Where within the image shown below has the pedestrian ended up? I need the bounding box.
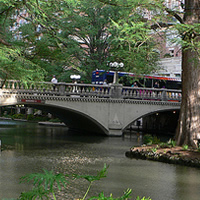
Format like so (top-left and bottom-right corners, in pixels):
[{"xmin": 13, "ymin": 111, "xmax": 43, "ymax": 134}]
[
  {"xmin": 51, "ymin": 75, "xmax": 58, "ymax": 90},
  {"xmin": 154, "ymin": 81, "xmax": 159, "ymax": 88},
  {"xmin": 103, "ymin": 79, "xmax": 108, "ymax": 85},
  {"xmin": 131, "ymin": 82, "xmax": 138, "ymax": 87}
]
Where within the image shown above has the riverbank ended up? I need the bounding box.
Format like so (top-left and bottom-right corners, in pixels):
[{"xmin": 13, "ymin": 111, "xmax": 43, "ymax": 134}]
[{"xmin": 126, "ymin": 144, "xmax": 200, "ymax": 168}]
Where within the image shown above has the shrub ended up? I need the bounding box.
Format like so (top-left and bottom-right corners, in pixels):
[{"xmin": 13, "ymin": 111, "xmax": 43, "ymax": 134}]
[
  {"xmin": 27, "ymin": 114, "xmax": 34, "ymax": 121},
  {"xmin": 167, "ymin": 139, "xmax": 176, "ymax": 147},
  {"xmin": 182, "ymin": 144, "xmax": 189, "ymax": 151},
  {"xmin": 49, "ymin": 118, "xmax": 61, "ymax": 122},
  {"xmin": 152, "ymin": 136, "xmax": 160, "ymax": 144},
  {"xmin": 143, "ymin": 134, "xmax": 153, "ymax": 145},
  {"xmin": 12, "ymin": 113, "xmax": 26, "ymax": 119}
]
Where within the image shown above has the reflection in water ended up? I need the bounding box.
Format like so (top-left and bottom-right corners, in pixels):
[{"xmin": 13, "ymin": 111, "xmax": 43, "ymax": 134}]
[{"xmin": 0, "ymin": 120, "xmax": 200, "ymax": 200}]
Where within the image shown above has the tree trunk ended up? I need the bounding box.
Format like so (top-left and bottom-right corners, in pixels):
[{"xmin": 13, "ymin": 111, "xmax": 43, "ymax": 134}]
[{"xmin": 175, "ymin": 0, "xmax": 200, "ymax": 148}]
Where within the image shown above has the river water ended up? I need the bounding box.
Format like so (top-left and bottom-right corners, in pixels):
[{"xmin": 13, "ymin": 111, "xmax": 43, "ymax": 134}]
[{"xmin": 0, "ymin": 120, "xmax": 200, "ymax": 200}]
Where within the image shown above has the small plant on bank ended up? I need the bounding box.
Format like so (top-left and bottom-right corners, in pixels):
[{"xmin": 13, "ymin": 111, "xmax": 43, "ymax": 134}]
[
  {"xmin": 143, "ymin": 135, "xmax": 161, "ymax": 146},
  {"xmin": 18, "ymin": 164, "xmax": 152, "ymax": 200},
  {"xmin": 152, "ymin": 136, "xmax": 161, "ymax": 144},
  {"xmin": 143, "ymin": 134, "xmax": 153, "ymax": 145},
  {"xmin": 151, "ymin": 147, "xmax": 157, "ymax": 153},
  {"xmin": 182, "ymin": 144, "xmax": 189, "ymax": 151},
  {"xmin": 167, "ymin": 139, "xmax": 176, "ymax": 147},
  {"xmin": 159, "ymin": 142, "xmax": 170, "ymax": 148}
]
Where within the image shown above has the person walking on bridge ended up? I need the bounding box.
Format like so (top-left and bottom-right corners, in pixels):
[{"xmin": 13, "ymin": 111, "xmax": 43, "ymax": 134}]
[{"xmin": 51, "ymin": 75, "xmax": 58, "ymax": 90}]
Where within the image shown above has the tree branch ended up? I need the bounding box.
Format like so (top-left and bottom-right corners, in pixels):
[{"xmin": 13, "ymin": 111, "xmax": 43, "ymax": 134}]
[
  {"xmin": 165, "ymin": 8, "xmax": 184, "ymax": 24},
  {"xmin": 0, "ymin": 38, "xmax": 11, "ymax": 46}
]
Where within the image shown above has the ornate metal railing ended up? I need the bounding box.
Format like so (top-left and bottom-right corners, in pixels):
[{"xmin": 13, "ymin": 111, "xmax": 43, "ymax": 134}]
[{"xmin": 0, "ymin": 79, "xmax": 182, "ymax": 102}]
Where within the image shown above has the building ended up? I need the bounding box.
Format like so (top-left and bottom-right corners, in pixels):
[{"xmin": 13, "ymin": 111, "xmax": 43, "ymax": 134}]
[{"xmin": 157, "ymin": 57, "xmax": 181, "ymax": 77}]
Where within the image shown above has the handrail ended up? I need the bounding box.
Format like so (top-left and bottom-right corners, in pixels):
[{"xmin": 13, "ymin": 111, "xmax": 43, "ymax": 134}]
[{"xmin": 0, "ymin": 79, "xmax": 182, "ymax": 101}]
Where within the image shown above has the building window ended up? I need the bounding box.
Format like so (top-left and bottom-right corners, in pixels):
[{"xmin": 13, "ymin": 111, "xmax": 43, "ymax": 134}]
[{"xmin": 169, "ymin": 49, "xmax": 174, "ymax": 57}]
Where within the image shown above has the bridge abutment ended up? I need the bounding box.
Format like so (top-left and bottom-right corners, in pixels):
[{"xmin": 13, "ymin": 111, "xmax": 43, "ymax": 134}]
[
  {"xmin": 108, "ymin": 128, "xmax": 123, "ymax": 136},
  {"xmin": 108, "ymin": 123, "xmax": 123, "ymax": 136}
]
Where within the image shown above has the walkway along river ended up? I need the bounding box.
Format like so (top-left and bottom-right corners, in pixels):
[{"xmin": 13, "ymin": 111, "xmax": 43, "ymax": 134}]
[{"xmin": 0, "ymin": 120, "xmax": 200, "ymax": 200}]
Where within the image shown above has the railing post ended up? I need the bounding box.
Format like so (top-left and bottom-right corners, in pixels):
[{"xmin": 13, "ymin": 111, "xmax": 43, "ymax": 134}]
[
  {"xmin": 58, "ymin": 83, "xmax": 65, "ymax": 96},
  {"xmin": 110, "ymin": 83, "xmax": 123, "ymax": 99},
  {"xmin": 161, "ymin": 89, "xmax": 167, "ymax": 101}
]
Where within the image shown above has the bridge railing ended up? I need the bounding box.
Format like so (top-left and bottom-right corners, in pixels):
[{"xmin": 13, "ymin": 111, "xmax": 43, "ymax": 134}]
[
  {"xmin": 0, "ymin": 79, "xmax": 181, "ymax": 101},
  {"xmin": 122, "ymin": 87, "xmax": 182, "ymax": 102},
  {"xmin": 0, "ymin": 80, "xmax": 111, "ymax": 98}
]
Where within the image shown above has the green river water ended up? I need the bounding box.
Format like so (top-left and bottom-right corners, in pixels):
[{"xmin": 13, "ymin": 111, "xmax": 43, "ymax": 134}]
[{"xmin": 0, "ymin": 120, "xmax": 200, "ymax": 200}]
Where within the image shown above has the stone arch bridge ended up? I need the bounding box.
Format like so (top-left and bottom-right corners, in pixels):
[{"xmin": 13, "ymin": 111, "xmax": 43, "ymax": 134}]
[{"xmin": 0, "ymin": 80, "xmax": 181, "ymax": 136}]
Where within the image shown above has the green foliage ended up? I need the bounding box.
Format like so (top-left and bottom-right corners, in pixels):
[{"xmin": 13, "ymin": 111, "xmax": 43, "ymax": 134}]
[
  {"xmin": 143, "ymin": 135, "xmax": 160, "ymax": 146},
  {"xmin": 152, "ymin": 136, "xmax": 161, "ymax": 144},
  {"xmin": 26, "ymin": 114, "xmax": 34, "ymax": 121},
  {"xmin": 182, "ymin": 144, "xmax": 189, "ymax": 151},
  {"xmin": 159, "ymin": 139, "xmax": 176, "ymax": 148},
  {"xmin": 18, "ymin": 164, "xmax": 136, "ymax": 200},
  {"xmin": 73, "ymin": 163, "xmax": 108, "ymax": 183},
  {"xmin": 109, "ymin": 17, "xmax": 160, "ymax": 75},
  {"xmin": 73, "ymin": 163, "xmax": 108, "ymax": 200},
  {"xmin": 17, "ymin": 163, "xmax": 154, "ymax": 199},
  {"xmin": 136, "ymin": 197, "xmax": 152, "ymax": 200},
  {"xmin": 19, "ymin": 169, "xmax": 69, "ymax": 200},
  {"xmin": 150, "ymin": 147, "xmax": 157, "ymax": 153},
  {"xmin": 167, "ymin": 139, "xmax": 176, "ymax": 147},
  {"xmin": 19, "ymin": 186, "xmax": 49, "ymax": 200},
  {"xmin": 88, "ymin": 189, "xmax": 132, "ymax": 200},
  {"xmin": 0, "ymin": 0, "xmax": 162, "ymax": 84},
  {"xmin": 49, "ymin": 118, "xmax": 62, "ymax": 123},
  {"xmin": 143, "ymin": 134, "xmax": 153, "ymax": 145},
  {"xmin": 12, "ymin": 113, "xmax": 26, "ymax": 119},
  {"xmin": 159, "ymin": 142, "xmax": 170, "ymax": 148}
]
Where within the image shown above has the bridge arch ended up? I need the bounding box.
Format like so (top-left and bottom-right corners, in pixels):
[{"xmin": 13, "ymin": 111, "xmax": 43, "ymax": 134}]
[
  {"xmin": 8, "ymin": 102, "xmax": 109, "ymax": 135},
  {"xmin": 122, "ymin": 107, "xmax": 180, "ymax": 134}
]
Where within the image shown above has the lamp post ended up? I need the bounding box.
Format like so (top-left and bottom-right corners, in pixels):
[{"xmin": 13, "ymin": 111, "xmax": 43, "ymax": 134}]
[
  {"xmin": 109, "ymin": 62, "xmax": 124, "ymax": 84},
  {"xmin": 70, "ymin": 74, "xmax": 81, "ymax": 93},
  {"xmin": 70, "ymin": 74, "xmax": 81, "ymax": 83},
  {"xmin": 109, "ymin": 62, "xmax": 124, "ymax": 99}
]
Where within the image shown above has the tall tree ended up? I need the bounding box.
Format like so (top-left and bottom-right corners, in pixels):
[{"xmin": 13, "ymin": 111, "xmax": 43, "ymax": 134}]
[
  {"xmin": 0, "ymin": 0, "xmax": 46, "ymax": 85},
  {"xmin": 175, "ymin": 0, "xmax": 200, "ymax": 147},
  {"xmin": 60, "ymin": 0, "xmax": 160, "ymax": 80},
  {"xmin": 0, "ymin": 0, "xmax": 161, "ymax": 83},
  {"xmin": 100, "ymin": 0, "xmax": 200, "ymax": 148}
]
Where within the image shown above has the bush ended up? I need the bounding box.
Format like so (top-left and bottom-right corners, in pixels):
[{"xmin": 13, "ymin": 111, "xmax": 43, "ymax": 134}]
[
  {"xmin": 182, "ymin": 144, "xmax": 189, "ymax": 151},
  {"xmin": 12, "ymin": 113, "xmax": 26, "ymax": 119},
  {"xmin": 167, "ymin": 139, "xmax": 176, "ymax": 147},
  {"xmin": 27, "ymin": 114, "xmax": 34, "ymax": 121},
  {"xmin": 152, "ymin": 136, "xmax": 160, "ymax": 144},
  {"xmin": 49, "ymin": 118, "xmax": 62, "ymax": 122},
  {"xmin": 143, "ymin": 134, "xmax": 153, "ymax": 145}
]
